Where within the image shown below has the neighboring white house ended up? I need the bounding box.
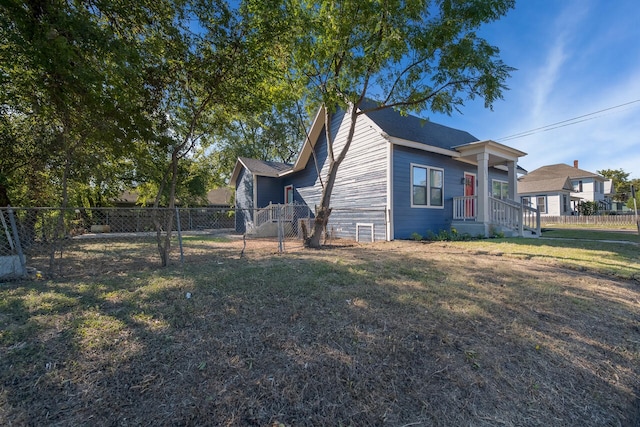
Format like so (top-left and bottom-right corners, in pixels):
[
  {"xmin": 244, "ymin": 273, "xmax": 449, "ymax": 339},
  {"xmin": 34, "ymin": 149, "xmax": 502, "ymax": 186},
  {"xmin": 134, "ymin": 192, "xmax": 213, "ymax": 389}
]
[
  {"xmin": 518, "ymin": 161, "xmax": 610, "ymax": 215},
  {"xmin": 518, "ymin": 175, "xmax": 573, "ymax": 216}
]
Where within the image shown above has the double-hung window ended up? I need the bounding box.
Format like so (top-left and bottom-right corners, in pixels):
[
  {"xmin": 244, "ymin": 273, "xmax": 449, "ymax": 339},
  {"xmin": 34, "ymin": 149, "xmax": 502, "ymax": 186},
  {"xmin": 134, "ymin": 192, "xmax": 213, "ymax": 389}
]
[
  {"xmin": 492, "ymin": 180, "xmax": 509, "ymax": 200},
  {"xmin": 536, "ymin": 196, "xmax": 547, "ymax": 214},
  {"xmin": 411, "ymin": 164, "xmax": 444, "ymax": 208}
]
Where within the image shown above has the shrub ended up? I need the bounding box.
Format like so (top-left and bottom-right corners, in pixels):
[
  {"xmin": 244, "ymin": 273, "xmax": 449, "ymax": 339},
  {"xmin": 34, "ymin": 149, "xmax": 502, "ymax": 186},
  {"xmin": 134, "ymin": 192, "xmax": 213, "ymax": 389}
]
[{"xmin": 410, "ymin": 232, "xmax": 423, "ymax": 241}]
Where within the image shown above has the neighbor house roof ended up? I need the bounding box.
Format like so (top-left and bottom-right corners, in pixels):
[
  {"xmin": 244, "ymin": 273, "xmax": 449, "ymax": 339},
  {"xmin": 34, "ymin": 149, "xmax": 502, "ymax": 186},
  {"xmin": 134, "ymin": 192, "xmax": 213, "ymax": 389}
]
[
  {"xmin": 114, "ymin": 188, "xmax": 232, "ymax": 207},
  {"xmin": 527, "ymin": 163, "xmax": 604, "ymax": 180},
  {"xmin": 206, "ymin": 188, "xmax": 233, "ymax": 206},
  {"xmin": 518, "ymin": 176, "xmax": 573, "ymax": 194}
]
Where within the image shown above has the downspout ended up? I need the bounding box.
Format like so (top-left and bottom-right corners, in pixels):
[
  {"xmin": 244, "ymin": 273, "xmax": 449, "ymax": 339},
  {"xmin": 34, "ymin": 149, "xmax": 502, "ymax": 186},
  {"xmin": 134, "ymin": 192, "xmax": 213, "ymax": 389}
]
[{"xmin": 386, "ymin": 138, "xmax": 394, "ymax": 241}]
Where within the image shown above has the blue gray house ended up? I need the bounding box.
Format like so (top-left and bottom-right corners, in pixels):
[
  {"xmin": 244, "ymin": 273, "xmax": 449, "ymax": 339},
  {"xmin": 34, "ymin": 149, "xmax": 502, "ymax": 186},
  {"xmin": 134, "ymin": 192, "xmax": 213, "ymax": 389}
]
[{"xmin": 230, "ymin": 103, "xmax": 540, "ymax": 241}]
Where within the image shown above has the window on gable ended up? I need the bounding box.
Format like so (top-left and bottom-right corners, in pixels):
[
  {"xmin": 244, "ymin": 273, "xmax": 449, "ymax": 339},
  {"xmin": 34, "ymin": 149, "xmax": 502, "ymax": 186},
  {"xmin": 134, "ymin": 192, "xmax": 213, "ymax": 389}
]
[{"xmin": 411, "ymin": 164, "xmax": 444, "ymax": 208}]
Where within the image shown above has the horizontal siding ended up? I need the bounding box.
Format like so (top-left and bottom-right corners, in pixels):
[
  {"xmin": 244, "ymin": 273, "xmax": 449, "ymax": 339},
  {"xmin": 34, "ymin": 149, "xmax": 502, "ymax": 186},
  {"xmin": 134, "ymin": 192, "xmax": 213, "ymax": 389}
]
[
  {"xmin": 286, "ymin": 109, "xmax": 388, "ymax": 241},
  {"xmin": 256, "ymin": 176, "xmax": 283, "ymax": 207},
  {"xmin": 326, "ymin": 209, "xmax": 387, "ymax": 241},
  {"xmin": 392, "ymin": 145, "xmax": 509, "ymax": 239}
]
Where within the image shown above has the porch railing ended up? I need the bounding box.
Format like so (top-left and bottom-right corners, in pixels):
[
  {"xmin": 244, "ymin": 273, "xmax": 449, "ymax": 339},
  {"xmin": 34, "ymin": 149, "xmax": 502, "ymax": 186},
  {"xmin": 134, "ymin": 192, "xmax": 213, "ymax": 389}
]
[
  {"xmin": 453, "ymin": 196, "xmax": 540, "ymax": 236},
  {"xmin": 489, "ymin": 196, "xmax": 540, "ymax": 236},
  {"xmin": 255, "ymin": 203, "xmax": 295, "ymax": 228},
  {"xmin": 453, "ymin": 195, "xmax": 477, "ymax": 221},
  {"xmin": 255, "ymin": 203, "xmax": 278, "ymax": 227},
  {"xmin": 522, "ymin": 202, "xmax": 541, "ymax": 236}
]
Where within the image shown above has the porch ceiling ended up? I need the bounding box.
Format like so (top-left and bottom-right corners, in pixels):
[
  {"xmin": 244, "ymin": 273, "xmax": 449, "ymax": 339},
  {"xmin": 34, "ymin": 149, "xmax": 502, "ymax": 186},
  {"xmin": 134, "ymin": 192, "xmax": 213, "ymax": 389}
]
[{"xmin": 452, "ymin": 140, "xmax": 527, "ymax": 166}]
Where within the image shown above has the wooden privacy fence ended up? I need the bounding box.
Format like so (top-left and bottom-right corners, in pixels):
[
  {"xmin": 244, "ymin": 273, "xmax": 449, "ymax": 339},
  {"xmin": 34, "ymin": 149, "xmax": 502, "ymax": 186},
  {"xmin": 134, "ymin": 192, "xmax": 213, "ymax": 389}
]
[{"xmin": 542, "ymin": 215, "xmax": 637, "ymax": 226}]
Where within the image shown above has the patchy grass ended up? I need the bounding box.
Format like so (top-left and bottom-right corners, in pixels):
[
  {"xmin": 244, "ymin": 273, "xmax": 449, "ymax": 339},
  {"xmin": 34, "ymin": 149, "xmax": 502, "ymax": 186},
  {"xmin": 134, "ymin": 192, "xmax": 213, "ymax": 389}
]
[
  {"xmin": 1, "ymin": 239, "xmax": 639, "ymax": 426},
  {"xmin": 451, "ymin": 237, "xmax": 639, "ymax": 281}
]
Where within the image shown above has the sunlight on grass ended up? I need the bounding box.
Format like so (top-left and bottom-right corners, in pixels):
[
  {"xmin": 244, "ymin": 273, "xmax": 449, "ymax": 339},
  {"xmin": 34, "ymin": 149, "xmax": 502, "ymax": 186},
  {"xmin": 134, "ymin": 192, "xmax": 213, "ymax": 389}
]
[
  {"xmin": 23, "ymin": 290, "xmax": 80, "ymax": 314},
  {"xmin": 542, "ymin": 228, "xmax": 640, "ymax": 243},
  {"xmin": 131, "ymin": 312, "xmax": 170, "ymax": 331},
  {"xmin": 449, "ymin": 239, "xmax": 639, "ymax": 280},
  {"xmin": 74, "ymin": 310, "xmax": 129, "ymax": 351}
]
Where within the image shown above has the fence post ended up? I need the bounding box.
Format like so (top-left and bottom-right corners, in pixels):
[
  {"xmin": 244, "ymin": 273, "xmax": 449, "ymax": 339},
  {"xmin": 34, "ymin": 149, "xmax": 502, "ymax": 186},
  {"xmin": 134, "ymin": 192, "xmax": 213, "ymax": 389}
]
[
  {"xmin": 175, "ymin": 208, "xmax": 184, "ymax": 265},
  {"xmin": 1, "ymin": 209, "xmax": 15, "ymax": 251},
  {"xmin": 7, "ymin": 206, "xmax": 27, "ymax": 277},
  {"xmin": 277, "ymin": 206, "xmax": 284, "ymax": 253}
]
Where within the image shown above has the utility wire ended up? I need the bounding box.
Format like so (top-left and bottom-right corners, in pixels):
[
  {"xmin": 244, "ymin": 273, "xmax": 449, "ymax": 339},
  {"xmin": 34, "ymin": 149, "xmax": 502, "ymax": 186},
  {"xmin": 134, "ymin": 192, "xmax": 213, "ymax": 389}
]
[{"xmin": 495, "ymin": 99, "xmax": 640, "ymax": 142}]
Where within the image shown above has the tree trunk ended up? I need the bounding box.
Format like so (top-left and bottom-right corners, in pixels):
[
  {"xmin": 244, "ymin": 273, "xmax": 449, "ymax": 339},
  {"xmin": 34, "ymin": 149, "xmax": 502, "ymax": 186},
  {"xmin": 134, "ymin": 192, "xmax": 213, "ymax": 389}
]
[
  {"xmin": 154, "ymin": 149, "xmax": 180, "ymax": 267},
  {"xmin": 0, "ymin": 181, "xmax": 11, "ymax": 207},
  {"xmin": 305, "ymin": 103, "xmax": 359, "ymax": 248}
]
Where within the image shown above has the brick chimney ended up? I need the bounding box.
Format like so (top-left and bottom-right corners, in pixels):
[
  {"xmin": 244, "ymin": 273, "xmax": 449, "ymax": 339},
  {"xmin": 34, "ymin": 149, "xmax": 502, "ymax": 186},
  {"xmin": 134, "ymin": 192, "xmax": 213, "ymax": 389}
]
[{"xmin": 573, "ymin": 160, "xmax": 579, "ymax": 169}]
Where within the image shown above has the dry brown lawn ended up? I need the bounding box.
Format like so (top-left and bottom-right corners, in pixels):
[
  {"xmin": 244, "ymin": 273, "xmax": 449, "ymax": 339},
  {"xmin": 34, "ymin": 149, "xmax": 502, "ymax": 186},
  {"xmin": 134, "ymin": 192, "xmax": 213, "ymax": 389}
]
[{"xmin": 1, "ymin": 238, "xmax": 639, "ymax": 426}]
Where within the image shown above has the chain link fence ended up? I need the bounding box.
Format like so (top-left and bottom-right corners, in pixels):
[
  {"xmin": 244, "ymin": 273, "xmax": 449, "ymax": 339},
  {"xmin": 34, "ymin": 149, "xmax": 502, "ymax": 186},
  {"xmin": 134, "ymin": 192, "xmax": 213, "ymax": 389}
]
[
  {"xmin": 0, "ymin": 205, "xmax": 387, "ymax": 280},
  {"xmin": 0, "ymin": 207, "xmax": 237, "ymax": 279}
]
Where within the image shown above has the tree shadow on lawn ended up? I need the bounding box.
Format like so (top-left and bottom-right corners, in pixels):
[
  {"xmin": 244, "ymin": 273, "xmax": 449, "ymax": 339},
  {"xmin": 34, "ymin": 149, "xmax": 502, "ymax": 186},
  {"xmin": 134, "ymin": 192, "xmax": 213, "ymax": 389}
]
[{"xmin": 1, "ymin": 244, "xmax": 639, "ymax": 426}]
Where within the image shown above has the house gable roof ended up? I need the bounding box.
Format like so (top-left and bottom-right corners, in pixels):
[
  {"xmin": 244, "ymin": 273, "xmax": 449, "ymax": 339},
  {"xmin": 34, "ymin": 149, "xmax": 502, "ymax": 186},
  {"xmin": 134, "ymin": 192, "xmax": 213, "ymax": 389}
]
[
  {"xmin": 527, "ymin": 163, "xmax": 604, "ymax": 180},
  {"xmin": 518, "ymin": 176, "xmax": 573, "ymax": 194},
  {"xmin": 229, "ymin": 157, "xmax": 292, "ymax": 186},
  {"xmin": 517, "ymin": 163, "xmax": 606, "ymax": 195},
  {"xmin": 362, "ymin": 101, "xmax": 479, "ymax": 150},
  {"xmin": 230, "ymin": 101, "xmax": 527, "ymax": 185}
]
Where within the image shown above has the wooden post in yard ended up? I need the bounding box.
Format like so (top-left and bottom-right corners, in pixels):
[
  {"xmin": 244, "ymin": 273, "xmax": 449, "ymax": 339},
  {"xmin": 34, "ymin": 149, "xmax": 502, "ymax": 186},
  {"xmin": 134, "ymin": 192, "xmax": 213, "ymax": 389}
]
[{"xmin": 632, "ymin": 185, "xmax": 638, "ymax": 235}]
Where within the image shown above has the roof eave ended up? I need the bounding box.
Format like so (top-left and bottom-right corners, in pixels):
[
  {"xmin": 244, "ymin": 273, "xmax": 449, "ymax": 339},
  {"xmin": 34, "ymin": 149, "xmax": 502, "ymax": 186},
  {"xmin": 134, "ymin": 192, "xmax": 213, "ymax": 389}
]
[
  {"xmin": 387, "ymin": 135, "xmax": 461, "ymax": 157},
  {"xmin": 452, "ymin": 139, "xmax": 527, "ymax": 159}
]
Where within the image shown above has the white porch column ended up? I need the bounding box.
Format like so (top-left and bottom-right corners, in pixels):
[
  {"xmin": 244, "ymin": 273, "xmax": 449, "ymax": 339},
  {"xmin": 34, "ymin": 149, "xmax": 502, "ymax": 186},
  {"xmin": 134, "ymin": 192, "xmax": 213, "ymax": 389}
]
[
  {"xmin": 507, "ymin": 160, "xmax": 517, "ymax": 200},
  {"xmin": 476, "ymin": 152, "xmax": 489, "ymax": 230}
]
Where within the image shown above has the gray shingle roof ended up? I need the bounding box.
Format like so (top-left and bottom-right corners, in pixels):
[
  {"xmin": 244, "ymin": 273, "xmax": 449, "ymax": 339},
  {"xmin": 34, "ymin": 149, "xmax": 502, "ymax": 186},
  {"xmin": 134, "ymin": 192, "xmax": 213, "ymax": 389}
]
[
  {"xmin": 524, "ymin": 163, "xmax": 602, "ymax": 180},
  {"xmin": 518, "ymin": 176, "xmax": 573, "ymax": 194},
  {"xmin": 238, "ymin": 157, "xmax": 292, "ymax": 176},
  {"xmin": 361, "ymin": 100, "xmax": 479, "ymax": 149}
]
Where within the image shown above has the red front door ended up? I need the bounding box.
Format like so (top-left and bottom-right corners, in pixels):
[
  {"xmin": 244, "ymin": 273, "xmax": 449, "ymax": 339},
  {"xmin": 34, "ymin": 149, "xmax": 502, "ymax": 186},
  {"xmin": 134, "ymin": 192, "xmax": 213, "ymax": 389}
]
[{"xmin": 464, "ymin": 173, "xmax": 475, "ymax": 217}]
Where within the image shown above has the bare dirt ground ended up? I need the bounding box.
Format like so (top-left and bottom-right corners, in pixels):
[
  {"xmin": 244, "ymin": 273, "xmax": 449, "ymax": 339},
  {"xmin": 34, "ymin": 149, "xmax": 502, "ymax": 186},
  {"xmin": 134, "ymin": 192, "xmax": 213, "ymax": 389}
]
[{"xmin": 1, "ymin": 238, "xmax": 639, "ymax": 426}]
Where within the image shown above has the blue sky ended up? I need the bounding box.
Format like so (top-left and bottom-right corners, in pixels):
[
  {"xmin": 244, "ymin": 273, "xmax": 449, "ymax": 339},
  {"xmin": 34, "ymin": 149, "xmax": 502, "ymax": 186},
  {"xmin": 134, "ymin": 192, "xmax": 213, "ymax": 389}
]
[{"xmin": 428, "ymin": 0, "xmax": 640, "ymax": 179}]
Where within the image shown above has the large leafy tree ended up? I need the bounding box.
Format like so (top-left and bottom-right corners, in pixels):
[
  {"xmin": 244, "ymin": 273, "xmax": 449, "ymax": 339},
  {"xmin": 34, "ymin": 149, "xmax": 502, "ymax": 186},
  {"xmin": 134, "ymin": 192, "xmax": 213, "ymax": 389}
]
[
  {"xmin": 0, "ymin": 0, "xmax": 173, "ymax": 208},
  {"xmin": 143, "ymin": 0, "xmax": 295, "ymax": 266},
  {"xmin": 249, "ymin": 0, "xmax": 515, "ymax": 247},
  {"xmin": 597, "ymin": 168, "xmax": 631, "ymax": 202},
  {"xmin": 208, "ymin": 105, "xmax": 308, "ymax": 187}
]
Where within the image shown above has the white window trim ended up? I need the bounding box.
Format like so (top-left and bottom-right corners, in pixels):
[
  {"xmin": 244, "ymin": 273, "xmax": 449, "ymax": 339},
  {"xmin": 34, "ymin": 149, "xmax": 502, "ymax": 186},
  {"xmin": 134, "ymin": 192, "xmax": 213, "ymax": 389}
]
[
  {"xmin": 410, "ymin": 163, "xmax": 445, "ymax": 209},
  {"xmin": 492, "ymin": 179, "xmax": 509, "ymax": 200},
  {"xmin": 536, "ymin": 195, "xmax": 547, "ymax": 214}
]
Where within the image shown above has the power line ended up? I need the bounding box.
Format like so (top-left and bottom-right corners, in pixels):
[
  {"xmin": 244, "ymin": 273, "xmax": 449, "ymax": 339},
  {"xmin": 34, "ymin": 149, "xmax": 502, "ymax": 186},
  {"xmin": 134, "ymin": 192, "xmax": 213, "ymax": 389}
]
[{"xmin": 495, "ymin": 99, "xmax": 640, "ymax": 142}]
